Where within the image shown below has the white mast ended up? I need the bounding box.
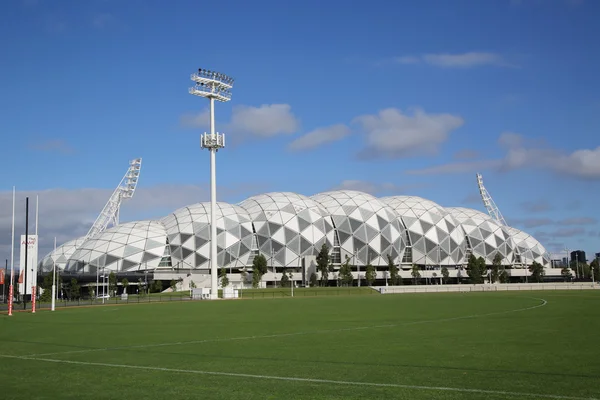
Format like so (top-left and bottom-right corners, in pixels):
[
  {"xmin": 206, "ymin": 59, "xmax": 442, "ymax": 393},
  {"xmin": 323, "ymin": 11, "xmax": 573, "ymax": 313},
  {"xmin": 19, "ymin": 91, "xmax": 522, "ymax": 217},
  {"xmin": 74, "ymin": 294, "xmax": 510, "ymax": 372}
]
[
  {"xmin": 85, "ymin": 158, "xmax": 142, "ymax": 240},
  {"xmin": 476, "ymin": 173, "xmax": 508, "ymax": 226}
]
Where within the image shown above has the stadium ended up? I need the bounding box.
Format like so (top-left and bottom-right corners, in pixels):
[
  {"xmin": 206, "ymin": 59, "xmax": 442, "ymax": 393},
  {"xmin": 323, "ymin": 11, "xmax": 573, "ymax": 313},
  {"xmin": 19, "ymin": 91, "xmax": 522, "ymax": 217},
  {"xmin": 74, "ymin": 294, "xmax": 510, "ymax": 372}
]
[{"xmin": 39, "ymin": 188, "xmax": 553, "ymax": 288}]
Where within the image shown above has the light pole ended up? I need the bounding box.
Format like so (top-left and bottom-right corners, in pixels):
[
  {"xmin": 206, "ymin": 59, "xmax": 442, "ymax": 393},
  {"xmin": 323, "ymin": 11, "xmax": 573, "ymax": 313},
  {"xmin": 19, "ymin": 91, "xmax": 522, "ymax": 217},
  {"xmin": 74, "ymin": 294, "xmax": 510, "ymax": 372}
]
[
  {"xmin": 51, "ymin": 237, "xmax": 56, "ymax": 311},
  {"xmin": 355, "ymin": 250, "xmax": 360, "ymax": 287},
  {"xmin": 272, "ymin": 249, "xmax": 276, "ymax": 288},
  {"xmin": 190, "ymin": 68, "xmax": 234, "ymax": 300},
  {"xmin": 95, "ymin": 264, "xmax": 99, "ymax": 304}
]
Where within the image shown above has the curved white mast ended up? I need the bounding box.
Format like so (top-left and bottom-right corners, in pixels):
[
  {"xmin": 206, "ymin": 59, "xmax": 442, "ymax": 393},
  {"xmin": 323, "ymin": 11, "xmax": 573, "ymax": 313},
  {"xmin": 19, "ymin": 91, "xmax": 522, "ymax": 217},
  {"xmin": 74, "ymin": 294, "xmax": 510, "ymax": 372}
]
[
  {"xmin": 476, "ymin": 173, "xmax": 524, "ymax": 265},
  {"xmin": 85, "ymin": 158, "xmax": 142, "ymax": 239},
  {"xmin": 476, "ymin": 173, "xmax": 508, "ymax": 226}
]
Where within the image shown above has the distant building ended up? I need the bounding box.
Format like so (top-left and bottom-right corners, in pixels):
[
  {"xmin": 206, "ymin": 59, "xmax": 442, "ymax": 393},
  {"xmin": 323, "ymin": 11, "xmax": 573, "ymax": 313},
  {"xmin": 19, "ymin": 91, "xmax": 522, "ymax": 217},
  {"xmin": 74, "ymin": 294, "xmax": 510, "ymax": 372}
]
[
  {"xmin": 571, "ymin": 250, "xmax": 586, "ymax": 264},
  {"xmin": 595, "ymin": 252, "xmax": 600, "ymax": 260}
]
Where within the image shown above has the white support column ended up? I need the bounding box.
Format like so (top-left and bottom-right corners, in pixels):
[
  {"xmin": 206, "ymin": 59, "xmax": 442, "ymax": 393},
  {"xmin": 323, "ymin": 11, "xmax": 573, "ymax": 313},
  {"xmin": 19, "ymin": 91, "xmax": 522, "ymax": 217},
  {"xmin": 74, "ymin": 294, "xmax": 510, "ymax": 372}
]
[
  {"xmin": 51, "ymin": 237, "xmax": 56, "ymax": 311},
  {"xmin": 209, "ymin": 97, "xmax": 218, "ymax": 300}
]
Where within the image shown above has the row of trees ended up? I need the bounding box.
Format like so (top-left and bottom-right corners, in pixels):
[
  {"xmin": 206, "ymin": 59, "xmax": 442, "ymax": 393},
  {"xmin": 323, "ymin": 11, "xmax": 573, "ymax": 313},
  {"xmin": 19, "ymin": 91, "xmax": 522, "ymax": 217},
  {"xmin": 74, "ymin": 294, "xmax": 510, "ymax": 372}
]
[{"xmin": 31, "ymin": 251, "xmax": 600, "ymax": 297}]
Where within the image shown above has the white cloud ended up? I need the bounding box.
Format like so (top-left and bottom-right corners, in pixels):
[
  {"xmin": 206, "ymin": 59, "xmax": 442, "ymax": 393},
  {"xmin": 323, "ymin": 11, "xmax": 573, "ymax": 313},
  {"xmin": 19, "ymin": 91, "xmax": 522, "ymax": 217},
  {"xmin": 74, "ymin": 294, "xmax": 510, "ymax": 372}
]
[
  {"xmin": 288, "ymin": 124, "xmax": 351, "ymax": 151},
  {"xmin": 407, "ymin": 132, "xmax": 600, "ymax": 180},
  {"xmin": 180, "ymin": 104, "xmax": 300, "ymax": 139},
  {"xmin": 559, "ymin": 217, "xmax": 597, "ymax": 226},
  {"xmin": 520, "ymin": 200, "xmax": 552, "ymax": 213},
  {"xmin": 29, "ymin": 139, "xmax": 75, "ymax": 154},
  {"xmin": 180, "ymin": 109, "xmax": 210, "ymax": 128},
  {"xmin": 353, "ymin": 108, "xmax": 464, "ymax": 159},
  {"xmin": 394, "ymin": 52, "xmax": 514, "ymax": 68},
  {"xmin": 0, "ymin": 183, "xmax": 264, "ymax": 266},
  {"xmin": 453, "ymin": 149, "xmax": 480, "ymax": 160},
  {"xmin": 511, "ymin": 218, "xmax": 555, "ymax": 228},
  {"xmin": 331, "ymin": 180, "xmax": 419, "ymax": 196},
  {"xmin": 229, "ymin": 104, "xmax": 299, "ymax": 137},
  {"xmin": 406, "ymin": 160, "xmax": 501, "ymax": 175},
  {"xmin": 394, "ymin": 56, "xmax": 421, "ymax": 65}
]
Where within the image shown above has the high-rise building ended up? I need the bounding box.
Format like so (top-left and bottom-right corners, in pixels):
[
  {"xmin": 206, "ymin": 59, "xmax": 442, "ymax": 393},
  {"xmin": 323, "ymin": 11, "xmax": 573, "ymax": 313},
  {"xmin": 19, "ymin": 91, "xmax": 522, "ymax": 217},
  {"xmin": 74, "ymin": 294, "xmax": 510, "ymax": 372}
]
[
  {"xmin": 571, "ymin": 250, "xmax": 586, "ymax": 264},
  {"xmin": 595, "ymin": 252, "xmax": 600, "ymax": 260}
]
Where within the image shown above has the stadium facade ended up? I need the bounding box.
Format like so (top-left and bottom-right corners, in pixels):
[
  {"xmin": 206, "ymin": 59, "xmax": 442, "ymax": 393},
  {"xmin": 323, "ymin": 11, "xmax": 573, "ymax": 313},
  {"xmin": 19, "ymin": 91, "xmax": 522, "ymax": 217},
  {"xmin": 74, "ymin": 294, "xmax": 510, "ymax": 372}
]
[{"xmin": 39, "ymin": 191, "xmax": 552, "ymax": 286}]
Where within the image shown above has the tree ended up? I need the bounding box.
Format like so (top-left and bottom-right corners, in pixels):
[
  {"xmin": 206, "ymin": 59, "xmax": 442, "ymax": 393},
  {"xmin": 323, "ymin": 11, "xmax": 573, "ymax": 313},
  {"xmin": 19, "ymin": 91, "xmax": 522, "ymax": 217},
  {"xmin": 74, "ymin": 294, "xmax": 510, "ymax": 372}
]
[
  {"xmin": 529, "ymin": 261, "xmax": 544, "ymax": 283},
  {"xmin": 220, "ymin": 266, "xmax": 229, "ymax": 288},
  {"xmin": 591, "ymin": 259, "xmax": 599, "ymax": 281},
  {"xmin": 316, "ymin": 243, "xmax": 330, "ymax": 286},
  {"xmin": 441, "ymin": 266, "xmax": 449, "ymax": 284},
  {"xmin": 170, "ymin": 279, "xmax": 177, "ymax": 292},
  {"xmin": 108, "ymin": 271, "xmax": 117, "ymax": 296},
  {"xmin": 122, "ymin": 278, "xmax": 129, "ymax": 294},
  {"xmin": 467, "ymin": 254, "xmax": 484, "ymax": 284},
  {"xmin": 137, "ymin": 278, "xmax": 146, "ymax": 296},
  {"xmin": 252, "ymin": 254, "xmax": 268, "ymax": 286},
  {"xmin": 69, "ymin": 278, "xmax": 80, "ymax": 300},
  {"xmin": 39, "ymin": 273, "xmax": 54, "ymax": 302},
  {"xmin": 411, "ymin": 264, "xmax": 421, "ymax": 285},
  {"xmin": 254, "ymin": 254, "xmax": 268, "ymax": 275},
  {"xmin": 309, "ymin": 272, "xmax": 318, "ymax": 287},
  {"xmin": 339, "ymin": 255, "xmax": 353, "ymax": 286},
  {"xmin": 581, "ymin": 263, "xmax": 591, "ymax": 280},
  {"xmin": 499, "ymin": 268, "xmax": 510, "ymax": 283},
  {"xmin": 280, "ymin": 271, "xmax": 290, "ymax": 287},
  {"xmin": 365, "ymin": 264, "xmax": 376, "ymax": 286},
  {"xmin": 240, "ymin": 267, "xmax": 248, "ymax": 287},
  {"xmin": 387, "ymin": 254, "xmax": 400, "ymax": 285},
  {"xmin": 151, "ymin": 280, "xmax": 163, "ymax": 293},
  {"xmin": 561, "ymin": 267, "xmax": 573, "ymax": 282},
  {"xmin": 252, "ymin": 269, "xmax": 261, "ymax": 288},
  {"xmin": 491, "ymin": 253, "xmax": 503, "ymax": 283}
]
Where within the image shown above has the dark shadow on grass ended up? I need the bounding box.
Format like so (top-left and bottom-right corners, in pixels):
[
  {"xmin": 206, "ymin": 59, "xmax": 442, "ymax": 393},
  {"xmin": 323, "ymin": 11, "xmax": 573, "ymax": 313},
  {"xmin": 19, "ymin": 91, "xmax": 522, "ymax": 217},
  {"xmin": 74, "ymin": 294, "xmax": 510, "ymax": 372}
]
[
  {"xmin": 1, "ymin": 339, "xmax": 102, "ymax": 351},
  {"xmin": 128, "ymin": 348, "xmax": 598, "ymax": 380}
]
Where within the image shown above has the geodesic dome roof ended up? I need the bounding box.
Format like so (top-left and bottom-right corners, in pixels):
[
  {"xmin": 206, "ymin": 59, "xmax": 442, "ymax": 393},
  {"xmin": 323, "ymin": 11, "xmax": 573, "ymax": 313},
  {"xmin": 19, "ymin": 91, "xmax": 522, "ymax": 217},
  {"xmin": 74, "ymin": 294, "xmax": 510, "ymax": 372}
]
[
  {"xmin": 161, "ymin": 202, "xmax": 254, "ymax": 270},
  {"xmin": 310, "ymin": 190, "xmax": 406, "ymax": 265},
  {"xmin": 238, "ymin": 192, "xmax": 335, "ymax": 267},
  {"xmin": 65, "ymin": 220, "xmax": 167, "ymax": 273},
  {"xmin": 381, "ymin": 196, "xmax": 466, "ymax": 266},
  {"xmin": 446, "ymin": 207, "xmax": 515, "ymax": 265},
  {"xmin": 507, "ymin": 227, "xmax": 551, "ymax": 267},
  {"xmin": 39, "ymin": 237, "xmax": 87, "ymax": 273}
]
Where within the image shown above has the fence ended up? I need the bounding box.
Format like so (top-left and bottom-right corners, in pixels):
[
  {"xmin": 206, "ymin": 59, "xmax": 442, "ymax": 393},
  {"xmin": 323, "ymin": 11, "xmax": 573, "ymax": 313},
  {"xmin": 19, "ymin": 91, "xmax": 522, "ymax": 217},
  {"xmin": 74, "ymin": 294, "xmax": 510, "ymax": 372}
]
[
  {"xmin": 375, "ymin": 282, "xmax": 598, "ymax": 295},
  {"xmin": 0, "ymin": 294, "xmax": 192, "ymax": 312}
]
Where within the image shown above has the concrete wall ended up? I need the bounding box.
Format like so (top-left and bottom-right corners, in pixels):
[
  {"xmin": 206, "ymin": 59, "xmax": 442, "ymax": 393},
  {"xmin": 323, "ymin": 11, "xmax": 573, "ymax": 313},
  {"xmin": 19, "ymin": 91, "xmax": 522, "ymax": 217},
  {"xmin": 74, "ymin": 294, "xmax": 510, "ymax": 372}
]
[{"xmin": 374, "ymin": 282, "xmax": 597, "ymax": 294}]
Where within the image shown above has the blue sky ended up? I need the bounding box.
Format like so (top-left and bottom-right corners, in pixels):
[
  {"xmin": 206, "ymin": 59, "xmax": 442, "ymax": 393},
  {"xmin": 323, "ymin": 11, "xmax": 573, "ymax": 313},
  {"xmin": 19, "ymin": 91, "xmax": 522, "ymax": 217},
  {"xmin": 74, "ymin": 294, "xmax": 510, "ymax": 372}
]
[{"xmin": 0, "ymin": 0, "xmax": 599, "ymax": 262}]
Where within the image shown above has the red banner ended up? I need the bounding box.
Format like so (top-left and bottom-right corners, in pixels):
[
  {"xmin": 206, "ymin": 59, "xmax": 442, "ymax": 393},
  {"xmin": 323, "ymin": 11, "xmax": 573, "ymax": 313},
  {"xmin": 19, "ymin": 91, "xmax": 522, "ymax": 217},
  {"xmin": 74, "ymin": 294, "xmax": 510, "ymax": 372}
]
[
  {"xmin": 31, "ymin": 286, "xmax": 36, "ymax": 314},
  {"xmin": 8, "ymin": 285, "xmax": 14, "ymax": 316},
  {"xmin": 0, "ymin": 269, "xmax": 4, "ymax": 285}
]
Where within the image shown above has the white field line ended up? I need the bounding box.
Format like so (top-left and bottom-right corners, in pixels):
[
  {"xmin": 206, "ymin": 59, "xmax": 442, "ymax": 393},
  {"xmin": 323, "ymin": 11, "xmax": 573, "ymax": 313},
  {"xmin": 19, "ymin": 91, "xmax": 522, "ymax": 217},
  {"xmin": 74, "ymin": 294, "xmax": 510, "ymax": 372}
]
[
  {"xmin": 23, "ymin": 297, "xmax": 548, "ymax": 358},
  {"xmin": 0, "ymin": 353, "xmax": 594, "ymax": 400}
]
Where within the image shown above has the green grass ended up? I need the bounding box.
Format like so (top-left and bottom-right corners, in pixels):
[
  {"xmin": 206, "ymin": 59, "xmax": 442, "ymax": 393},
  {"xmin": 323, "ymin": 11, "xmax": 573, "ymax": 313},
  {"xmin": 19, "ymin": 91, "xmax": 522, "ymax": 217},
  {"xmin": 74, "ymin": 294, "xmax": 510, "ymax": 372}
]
[
  {"xmin": 237, "ymin": 286, "xmax": 376, "ymax": 298},
  {"xmin": 1, "ymin": 290, "xmax": 600, "ymax": 399}
]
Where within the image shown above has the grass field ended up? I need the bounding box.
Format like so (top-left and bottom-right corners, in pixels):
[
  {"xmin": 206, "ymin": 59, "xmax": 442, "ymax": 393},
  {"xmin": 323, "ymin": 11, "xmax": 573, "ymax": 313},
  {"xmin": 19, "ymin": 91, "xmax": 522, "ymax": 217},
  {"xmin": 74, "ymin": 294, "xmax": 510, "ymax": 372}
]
[{"xmin": 1, "ymin": 290, "xmax": 599, "ymax": 399}]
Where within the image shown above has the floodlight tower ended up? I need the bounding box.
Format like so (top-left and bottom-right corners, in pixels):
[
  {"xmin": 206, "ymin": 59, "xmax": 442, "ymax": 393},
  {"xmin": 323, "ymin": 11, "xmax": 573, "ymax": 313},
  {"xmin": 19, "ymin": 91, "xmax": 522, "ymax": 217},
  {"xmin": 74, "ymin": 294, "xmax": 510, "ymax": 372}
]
[
  {"xmin": 189, "ymin": 68, "xmax": 234, "ymax": 300},
  {"xmin": 476, "ymin": 173, "xmax": 524, "ymax": 267},
  {"xmin": 476, "ymin": 173, "xmax": 508, "ymax": 227},
  {"xmin": 85, "ymin": 158, "xmax": 142, "ymax": 240}
]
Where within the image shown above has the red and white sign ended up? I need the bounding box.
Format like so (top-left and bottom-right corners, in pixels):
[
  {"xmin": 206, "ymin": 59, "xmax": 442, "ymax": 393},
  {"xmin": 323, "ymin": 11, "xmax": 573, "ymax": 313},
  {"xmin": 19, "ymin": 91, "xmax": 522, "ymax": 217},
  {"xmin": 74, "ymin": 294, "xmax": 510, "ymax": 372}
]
[
  {"xmin": 19, "ymin": 235, "xmax": 38, "ymax": 296},
  {"xmin": 0, "ymin": 269, "xmax": 4, "ymax": 285}
]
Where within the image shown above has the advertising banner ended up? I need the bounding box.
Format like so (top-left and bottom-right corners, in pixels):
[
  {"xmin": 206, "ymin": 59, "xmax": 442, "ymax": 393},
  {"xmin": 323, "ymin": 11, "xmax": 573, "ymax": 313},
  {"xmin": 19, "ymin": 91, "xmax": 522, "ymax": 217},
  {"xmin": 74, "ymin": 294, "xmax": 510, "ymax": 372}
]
[
  {"xmin": 0, "ymin": 269, "xmax": 4, "ymax": 285},
  {"xmin": 19, "ymin": 235, "xmax": 38, "ymax": 296}
]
